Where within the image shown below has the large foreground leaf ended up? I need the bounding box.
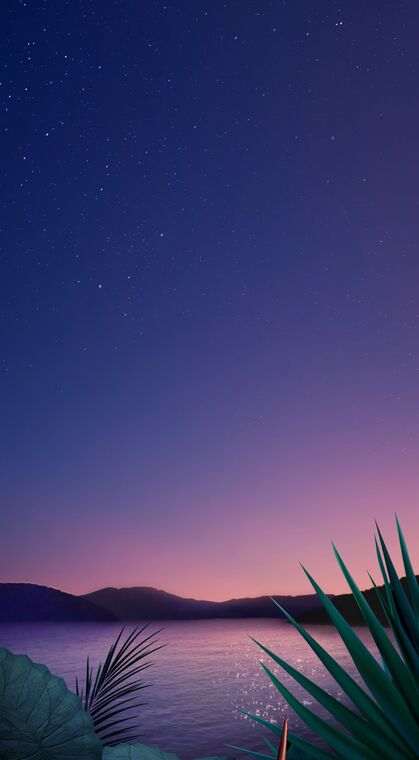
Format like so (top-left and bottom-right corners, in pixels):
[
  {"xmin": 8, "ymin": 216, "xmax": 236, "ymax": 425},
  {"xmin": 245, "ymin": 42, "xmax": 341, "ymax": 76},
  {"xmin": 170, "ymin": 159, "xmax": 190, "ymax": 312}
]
[
  {"xmin": 0, "ymin": 647, "xmax": 102, "ymax": 760},
  {"xmin": 102, "ymin": 745, "xmax": 180, "ymax": 760},
  {"xmin": 103, "ymin": 745, "xmax": 230, "ymax": 760}
]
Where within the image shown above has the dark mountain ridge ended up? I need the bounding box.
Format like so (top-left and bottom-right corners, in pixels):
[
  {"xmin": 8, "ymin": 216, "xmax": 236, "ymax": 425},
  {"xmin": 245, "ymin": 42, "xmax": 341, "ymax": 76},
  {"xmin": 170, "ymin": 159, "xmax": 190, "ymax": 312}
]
[
  {"xmin": 82, "ymin": 585, "xmax": 323, "ymax": 620},
  {"xmin": 0, "ymin": 583, "xmax": 116, "ymax": 622},
  {"xmin": 2, "ymin": 577, "xmax": 413, "ymax": 624}
]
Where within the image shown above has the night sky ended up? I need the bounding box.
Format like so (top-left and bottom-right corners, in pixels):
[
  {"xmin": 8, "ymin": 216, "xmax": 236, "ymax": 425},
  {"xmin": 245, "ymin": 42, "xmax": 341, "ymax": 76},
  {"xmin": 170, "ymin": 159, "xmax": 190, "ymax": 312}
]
[{"xmin": 1, "ymin": 1, "xmax": 419, "ymax": 599}]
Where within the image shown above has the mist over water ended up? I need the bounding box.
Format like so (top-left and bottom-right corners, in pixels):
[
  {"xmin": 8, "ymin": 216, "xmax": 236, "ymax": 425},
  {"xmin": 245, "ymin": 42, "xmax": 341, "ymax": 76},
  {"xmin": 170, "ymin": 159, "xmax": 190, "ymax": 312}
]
[{"xmin": 0, "ymin": 619, "xmax": 375, "ymax": 758}]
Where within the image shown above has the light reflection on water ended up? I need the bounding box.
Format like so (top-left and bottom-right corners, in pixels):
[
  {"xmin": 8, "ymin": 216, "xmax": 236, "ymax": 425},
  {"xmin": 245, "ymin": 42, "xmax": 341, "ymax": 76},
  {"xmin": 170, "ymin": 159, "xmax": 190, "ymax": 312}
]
[{"xmin": 0, "ymin": 619, "xmax": 375, "ymax": 759}]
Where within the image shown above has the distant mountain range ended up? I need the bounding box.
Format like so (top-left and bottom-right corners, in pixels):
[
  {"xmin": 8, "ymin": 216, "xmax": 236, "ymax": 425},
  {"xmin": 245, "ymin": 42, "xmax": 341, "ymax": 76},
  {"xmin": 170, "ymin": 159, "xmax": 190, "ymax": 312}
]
[
  {"xmin": 0, "ymin": 583, "xmax": 321, "ymax": 623},
  {"xmin": 0, "ymin": 583, "xmax": 116, "ymax": 622},
  {"xmin": 83, "ymin": 586, "xmax": 321, "ymax": 620},
  {"xmin": 0, "ymin": 578, "xmax": 413, "ymax": 624}
]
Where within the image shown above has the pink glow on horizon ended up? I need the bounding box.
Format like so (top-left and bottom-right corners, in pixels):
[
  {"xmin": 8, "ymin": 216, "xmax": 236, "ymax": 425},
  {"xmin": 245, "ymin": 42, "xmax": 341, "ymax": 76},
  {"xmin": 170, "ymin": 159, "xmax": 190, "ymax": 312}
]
[{"xmin": 3, "ymin": 462, "xmax": 418, "ymax": 601}]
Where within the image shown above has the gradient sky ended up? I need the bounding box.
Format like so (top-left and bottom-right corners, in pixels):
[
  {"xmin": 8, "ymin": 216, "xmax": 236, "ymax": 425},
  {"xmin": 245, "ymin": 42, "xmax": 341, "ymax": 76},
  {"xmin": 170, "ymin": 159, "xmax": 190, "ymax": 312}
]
[{"xmin": 1, "ymin": 1, "xmax": 418, "ymax": 600}]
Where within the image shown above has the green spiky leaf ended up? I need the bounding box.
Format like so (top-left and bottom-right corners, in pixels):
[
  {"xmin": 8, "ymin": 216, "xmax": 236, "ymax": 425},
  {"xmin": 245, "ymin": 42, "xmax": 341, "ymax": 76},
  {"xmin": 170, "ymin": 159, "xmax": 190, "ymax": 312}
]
[
  {"xmin": 253, "ymin": 637, "xmax": 400, "ymax": 759},
  {"xmin": 332, "ymin": 544, "xmax": 418, "ymax": 709},
  {"xmin": 288, "ymin": 743, "xmax": 319, "ymax": 759},
  {"xmin": 287, "ymin": 732, "xmax": 333, "ymax": 759},
  {"xmin": 243, "ymin": 519, "xmax": 419, "ymax": 760},
  {"xmin": 270, "ymin": 600, "xmax": 412, "ymax": 755},
  {"xmin": 396, "ymin": 517, "xmax": 419, "ymax": 618},
  {"xmin": 259, "ymin": 660, "xmax": 378, "ymax": 760},
  {"xmin": 300, "ymin": 566, "xmax": 419, "ymax": 754}
]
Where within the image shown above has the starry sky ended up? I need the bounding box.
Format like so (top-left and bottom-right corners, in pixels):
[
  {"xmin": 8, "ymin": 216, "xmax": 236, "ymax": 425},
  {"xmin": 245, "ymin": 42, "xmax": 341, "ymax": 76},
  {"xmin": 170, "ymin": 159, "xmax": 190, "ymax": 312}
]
[{"xmin": 1, "ymin": 1, "xmax": 419, "ymax": 600}]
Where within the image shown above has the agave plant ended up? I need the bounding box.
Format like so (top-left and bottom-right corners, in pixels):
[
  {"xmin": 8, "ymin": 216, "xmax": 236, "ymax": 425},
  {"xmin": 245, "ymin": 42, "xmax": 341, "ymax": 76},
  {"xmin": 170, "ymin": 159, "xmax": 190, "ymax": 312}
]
[
  {"xmin": 232, "ymin": 517, "xmax": 419, "ymax": 760},
  {"xmin": 76, "ymin": 625, "xmax": 164, "ymax": 746}
]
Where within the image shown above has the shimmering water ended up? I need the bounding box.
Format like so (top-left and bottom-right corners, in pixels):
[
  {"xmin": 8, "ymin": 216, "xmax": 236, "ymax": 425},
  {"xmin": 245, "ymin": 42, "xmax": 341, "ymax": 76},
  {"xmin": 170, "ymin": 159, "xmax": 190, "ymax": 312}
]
[{"xmin": 0, "ymin": 619, "xmax": 375, "ymax": 758}]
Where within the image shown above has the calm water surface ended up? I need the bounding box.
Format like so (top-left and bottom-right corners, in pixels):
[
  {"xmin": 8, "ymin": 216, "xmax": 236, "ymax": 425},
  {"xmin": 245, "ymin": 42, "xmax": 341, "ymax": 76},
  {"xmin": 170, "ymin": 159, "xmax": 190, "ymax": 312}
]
[{"xmin": 0, "ymin": 620, "xmax": 375, "ymax": 758}]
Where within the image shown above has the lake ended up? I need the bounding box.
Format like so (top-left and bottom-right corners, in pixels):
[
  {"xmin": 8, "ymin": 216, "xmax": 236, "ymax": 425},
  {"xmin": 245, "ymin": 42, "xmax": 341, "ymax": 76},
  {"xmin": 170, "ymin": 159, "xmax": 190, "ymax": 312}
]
[{"xmin": 0, "ymin": 619, "xmax": 375, "ymax": 758}]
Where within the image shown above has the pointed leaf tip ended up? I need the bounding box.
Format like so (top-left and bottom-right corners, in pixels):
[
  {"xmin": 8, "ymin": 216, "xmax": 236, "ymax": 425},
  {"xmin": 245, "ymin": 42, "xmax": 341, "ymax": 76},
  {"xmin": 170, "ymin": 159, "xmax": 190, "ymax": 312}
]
[{"xmin": 277, "ymin": 716, "xmax": 288, "ymax": 760}]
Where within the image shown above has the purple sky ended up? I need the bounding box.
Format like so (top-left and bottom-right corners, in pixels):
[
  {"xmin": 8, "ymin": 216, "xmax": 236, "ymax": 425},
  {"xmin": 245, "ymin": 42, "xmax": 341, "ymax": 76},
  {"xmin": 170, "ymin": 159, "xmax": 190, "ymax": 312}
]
[{"xmin": 1, "ymin": 1, "xmax": 418, "ymax": 599}]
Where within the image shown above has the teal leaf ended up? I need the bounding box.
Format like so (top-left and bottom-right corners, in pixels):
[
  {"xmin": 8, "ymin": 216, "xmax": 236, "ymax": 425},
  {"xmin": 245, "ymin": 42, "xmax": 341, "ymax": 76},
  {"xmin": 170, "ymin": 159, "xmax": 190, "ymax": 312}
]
[
  {"xmin": 288, "ymin": 746, "xmax": 318, "ymax": 760},
  {"xmin": 332, "ymin": 544, "xmax": 418, "ymax": 709},
  {"xmin": 269, "ymin": 600, "xmax": 411, "ymax": 755},
  {"xmin": 225, "ymin": 746, "xmax": 274, "ymax": 760},
  {"xmin": 0, "ymin": 647, "xmax": 102, "ymax": 760},
  {"xmin": 252, "ymin": 637, "xmax": 400, "ymax": 759},
  {"xmin": 300, "ymin": 566, "xmax": 419, "ymax": 754},
  {"xmin": 396, "ymin": 516, "xmax": 419, "ymax": 618},
  {"xmin": 259, "ymin": 661, "xmax": 378, "ymax": 760},
  {"xmin": 103, "ymin": 747, "xmax": 233, "ymax": 760},
  {"xmin": 102, "ymin": 744, "xmax": 180, "ymax": 760},
  {"xmin": 376, "ymin": 525, "xmax": 419, "ymax": 651},
  {"xmin": 287, "ymin": 732, "xmax": 334, "ymax": 760}
]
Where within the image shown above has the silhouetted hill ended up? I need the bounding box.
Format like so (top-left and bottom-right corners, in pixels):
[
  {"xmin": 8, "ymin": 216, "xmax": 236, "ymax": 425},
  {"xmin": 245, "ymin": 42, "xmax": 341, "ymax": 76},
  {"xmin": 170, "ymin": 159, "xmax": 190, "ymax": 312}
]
[
  {"xmin": 298, "ymin": 576, "xmax": 417, "ymax": 625},
  {"xmin": 82, "ymin": 586, "xmax": 323, "ymax": 620},
  {"xmin": 0, "ymin": 583, "xmax": 116, "ymax": 622},
  {"xmin": 219, "ymin": 593, "xmax": 324, "ymax": 618}
]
